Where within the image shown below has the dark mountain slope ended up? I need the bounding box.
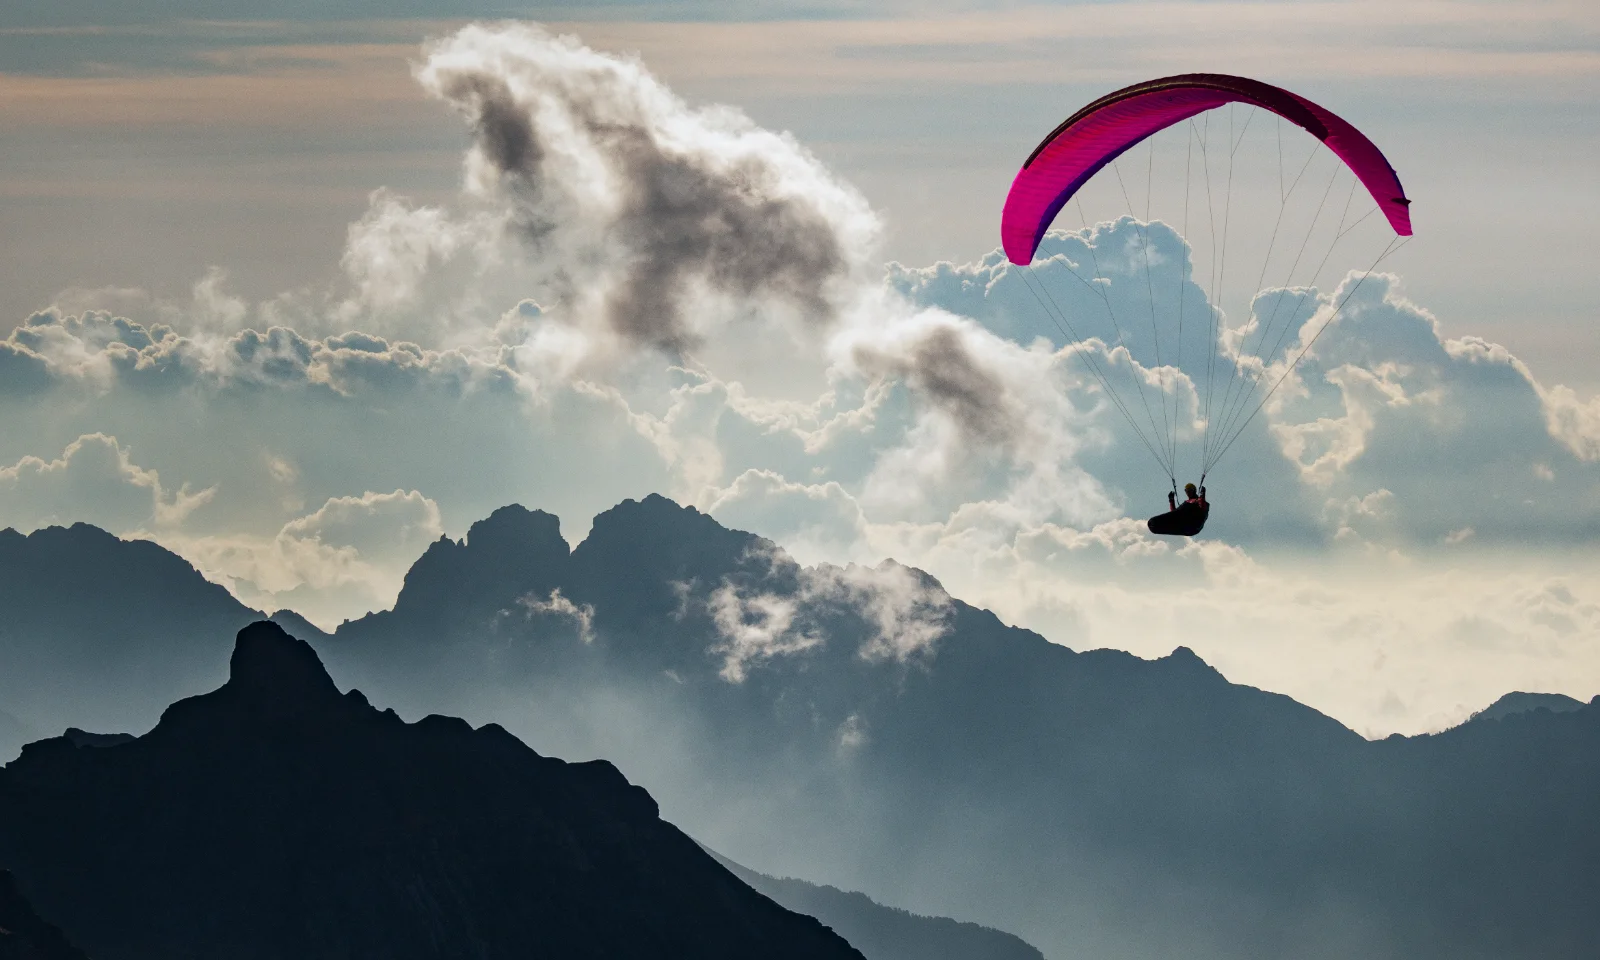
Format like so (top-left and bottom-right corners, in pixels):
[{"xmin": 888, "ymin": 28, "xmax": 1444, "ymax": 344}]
[
  {"xmin": 390, "ymin": 505, "xmax": 569, "ymax": 625},
  {"xmin": 10, "ymin": 504, "xmax": 1600, "ymax": 959},
  {"xmin": 315, "ymin": 499, "xmax": 1379, "ymax": 957},
  {"xmin": 314, "ymin": 496, "xmax": 1600, "ymax": 960},
  {"xmin": 712, "ymin": 853, "xmax": 1045, "ymax": 960},
  {"xmin": 0, "ymin": 524, "xmax": 259, "ymax": 737},
  {"xmin": 1358, "ymin": 701, "xmax": 1600, "ymax": 958},
  {"xmin": 0, "ymin": 621, "xmax": 863, "ymax": 960},
  {"xmin": 0, "ymin": 871, "xmax": 90, "ymax": 960}
]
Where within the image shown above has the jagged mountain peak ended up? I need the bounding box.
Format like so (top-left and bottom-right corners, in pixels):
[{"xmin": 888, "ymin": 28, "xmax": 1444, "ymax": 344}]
[
  {"xmin": 0, "ymin": 620, "xmax": 864, "ymax": 960},
  {"xmin": 228, "ymin": 620, "xmax": 342, "ymax": 703},
  {"xmin": 143, "ymin": 622, "xmax": 356, "ymax": 738},
  {"xmin": 389, "ymin": 505, "xmax": 568, "ymax": 619},
  {"xmin": 1162, "ymin": 645, "xmax": 1221, "ymax": 676},
  {"xmin": 583, "ymin": 494, "xmax": 759, "ymax": 551},
  {"xmin": 465, "ymin": 503, "xmax": 568, "ymax": 555},
  {"xmin": 573, "ymin": 495, "xmax": 773, "ymax": 585}
]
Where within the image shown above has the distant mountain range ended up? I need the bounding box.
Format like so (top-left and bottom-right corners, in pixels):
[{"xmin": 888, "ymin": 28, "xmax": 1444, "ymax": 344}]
[
  {"xmin": 711, "ymin": 853, "xmax": 1044, "ymax": 960},
  {"xmin": 2, "ymin": 500, "xmax": 1597, "ymax": 959},
  {"xmin": 0, "ymin": 523, "xmax": 259, "ymax": 744},
  {"xmin": 1469, "ymin": 691, "xmax": 1586, "ymax": 723},
  {"xmin": 0, "ymin": 621, "xmax": 864, "ymax": 960}
]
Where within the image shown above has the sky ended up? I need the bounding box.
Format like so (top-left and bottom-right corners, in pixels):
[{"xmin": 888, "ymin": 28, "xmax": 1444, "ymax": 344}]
[{"xmin": 1, "ymin": 0, "xmax": 1598, "ymax": 736}]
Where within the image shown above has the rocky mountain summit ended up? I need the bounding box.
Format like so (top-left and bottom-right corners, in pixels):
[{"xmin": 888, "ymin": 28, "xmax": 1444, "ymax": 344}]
[{"xmin": 0, "ymin": 621, "xmax": 863, "ymax": 960}]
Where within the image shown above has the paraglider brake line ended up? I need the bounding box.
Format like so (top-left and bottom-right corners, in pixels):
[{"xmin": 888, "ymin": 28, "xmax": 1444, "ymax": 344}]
[
  {"xmin": 1069, "ymin": 197, "xmax": 1173, "ymax": 470},
  {"xmin": 1111, "ymin": 156, "xmax": 1173, "ymax": 479},
  {"xmin": 1208, "ymin": 153, "xmax": 1345, "ymax": 460},
  {"xmin": 1018, "ymin": 265, "xmax": 1175, "ymax": 480},
  {"xmin": 1204, "ymin": 234, "xmax": 1411, "ymax": 475}
]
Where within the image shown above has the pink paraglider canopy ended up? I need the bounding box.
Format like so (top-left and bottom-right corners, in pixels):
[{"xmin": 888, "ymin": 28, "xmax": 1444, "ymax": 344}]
[{"xmin": 1001, "ymin": 74, "xmax": 1412, "ymax": 265}]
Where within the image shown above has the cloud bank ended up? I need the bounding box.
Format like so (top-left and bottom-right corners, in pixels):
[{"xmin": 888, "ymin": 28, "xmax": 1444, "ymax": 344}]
[{"xmin": 3, "ymin": 20, "xmax": 1599, "ymax": 733}]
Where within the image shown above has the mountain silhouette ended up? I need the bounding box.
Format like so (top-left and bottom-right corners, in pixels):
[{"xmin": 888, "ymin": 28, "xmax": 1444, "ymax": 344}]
[
  {"xmin": 7, "ymin": 502, "xmax": 1600, "ymax": 959},
  {"xmin": 1468, "ymin": 691, "xmax": 1586, "ymax": 723},
  {"xmin": 57, "ymin": 729, "xmax": 133, "ymax": 749},
  {"xmin": 0, "ymin": 621, "xmax": 864, "ymax": 960},
  {"xmin": 710, "ymin": 852, "xmax": 1045, "ymax": 960},
  {"xmin": 0, "ymin": 524, "xmax": 259, "ymax": 743},
  {"xmin": 312, "ymin": 496, "xmax": 1600, "ymax": 960},
  {"xmin": 0, "ymin": 870, "xmax": 90, "ymax": 960}
]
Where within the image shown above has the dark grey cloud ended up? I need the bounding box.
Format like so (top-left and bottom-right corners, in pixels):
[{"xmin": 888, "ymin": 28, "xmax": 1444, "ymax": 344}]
[
  {"xmin": 418, "ymin": 23, "xmax": 878, "ymax": 356},
  {"xmin": 607, "ymin": 137, "xmax": 848, "ymax": 351},
  {"xmin": 892, "ymin": 325, "xmax": 1017, "ymax": 446},
  {"xmin": 440, "ymin": 73, "xmax": 543, "ymax": 186}
]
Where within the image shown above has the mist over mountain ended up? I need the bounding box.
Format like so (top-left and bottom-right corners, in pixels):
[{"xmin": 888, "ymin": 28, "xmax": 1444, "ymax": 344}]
[
  {"xmin": 710, "ymin": 853, "xmax": 1045, "ymax": 960},
  {"xmin": 0, "ymin": 621, "xmax": 864, "ymax": 960},
  {"xmin": 0, "ymin": 524, "xmax": 259, "ymax": 745},
  {"xmin": 4, "ymin": 501, "xmax": 1598, "ymax": 959},
  {"xmin": 310, "ymin": 496, "xmax": 1600, "ymax": 960}
]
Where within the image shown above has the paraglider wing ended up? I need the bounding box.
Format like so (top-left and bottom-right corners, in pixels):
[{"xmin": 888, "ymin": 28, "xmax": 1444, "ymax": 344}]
[{"xmin": 1001, "ymin": 74, "xmax": 1412, "ymax": 265}]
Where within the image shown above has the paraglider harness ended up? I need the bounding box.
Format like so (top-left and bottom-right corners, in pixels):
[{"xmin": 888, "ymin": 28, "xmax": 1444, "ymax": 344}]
[{"xmin": 1147, "ymin": 480, "xmax": 1208, "ymax": 537}]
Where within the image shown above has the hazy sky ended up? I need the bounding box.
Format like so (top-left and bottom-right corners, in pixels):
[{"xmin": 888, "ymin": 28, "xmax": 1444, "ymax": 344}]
[{"xmin": 2, "ymin": 1, "xmax": 1598, "ymax": 735}]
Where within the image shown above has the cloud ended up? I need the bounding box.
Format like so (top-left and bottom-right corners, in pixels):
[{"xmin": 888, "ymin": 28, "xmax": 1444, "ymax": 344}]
[
  {"xmin": 337, "ymin": 189, "xmax": 502, "ymax": 335},
  {"xmin": 847, "ymin": 319, "xmax": 1021, "ymax": 447},
  {"xmin": 0, "ymin": 309, "xmax": 526, "ymax": 399},
  {"xmin": 279, "ymin": 489, "xmax": 444, "ymax": 570},
  {"xmin": 404, "ymin": 21, "xmax": 880, "ymax": 356},
  {"xmin": 515, "ymin": 588, "xmax": 596, "ymax": 644},
  {"xmin": 707, "ymin": 469, "xmax": 869, "ymax": 564},
  {"xmin": 1258, "ymin": 272, "xmax": 1600, "ymax": 544},
  {"xmin": 708, "ymin": 583, "xmax": 824, "ymax": 682},
  {"xmin": 886, "ymin": 218, "xmax": 1600, "ymax": 549},
  {"xmin": 3, "ymin": 19, "xmax": 1599, "ymax": 737},
  {"xmin": 1537, "ymin": 381, "xmax": 1600, "ymax": 461},
  {"xmin": 160, "ymin": 489, "xmax": 443, "ymax": 629},
  {"xmin": 704, "ymin": 540, "xmax": 952, "ymax": 682},
  {"xmin": 823, "ymin": 559, "xmax": 953, "ymax": 662},
  {"xmin": 0, "ymin": 433, "xmax": 214, "ymax": 533}
]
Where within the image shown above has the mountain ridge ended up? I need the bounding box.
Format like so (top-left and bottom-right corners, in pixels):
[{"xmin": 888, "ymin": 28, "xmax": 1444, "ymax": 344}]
[
  {"xmin": 0, "ymin": 620, "xmax": 865, "ymax": 960},
  {"xmin": 709, "ymin": 851, "xmax": 1046, "ymax": 960},
  {"xmin": 310, "ymin": 495, "xmax": 1600, "ymax": 960},
  {"xmin": 4, "ymin": 500, "xmax": 1599, "ymax": 959},
  {"xmin": 1469, "ymin": 690, "xmax": 1588, "ymax": 723},
  {"xmin": 0, "ymin": 522, "xmax": 260, "ymax": 744}
]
